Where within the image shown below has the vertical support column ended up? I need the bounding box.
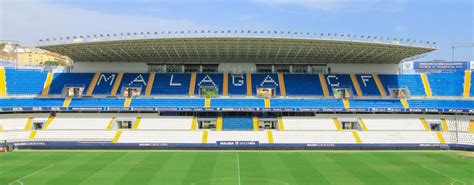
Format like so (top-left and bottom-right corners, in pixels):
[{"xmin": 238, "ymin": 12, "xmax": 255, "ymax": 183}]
[
  {"xmin": 350, "ymin": 74, "xmax": 363, "ymax": 97},
  {"xmin": 277, "ymin": 73, "xmax": 286, "ymax": 97},
  {"xmin": 41, "ymin": 72, "xmax": 54, "ymax": 96},
  {"xmin": 145, "ymin": 72, "xmax": 156, "ymax": 96},
  {"xmin": 246, "ymin": 73, "xmax": 252, "ymax": 96},
  {"xmin": 222, "ymin": 73, "xmax": 229, "ymax": 96},
  {"xmin": 189, "ymin": 72, "xmax": 196, "ymax": 96},
  {"xmin": 372, "ymin": 74, "xmax": 387, "ymax": 97},
  {"xmin": 110, "ymin": 73, "xmax": 123, "ymax": 96},
  {"xmin": 86, "ymin": 72, "xmax": 100, "ymax": 96},
  {"xmin": 319, "ymin": 74, "xmax": 329, "ymax": 97},
  {"xmin": 420, "ymin": 73, "xmax": 432, "ymax": 97},
  {"xmin": 463, "ymin": 70, "xmax": 471, "ymax": 98}
]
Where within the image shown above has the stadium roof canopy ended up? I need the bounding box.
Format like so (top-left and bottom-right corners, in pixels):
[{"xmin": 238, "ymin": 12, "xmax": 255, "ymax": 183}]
[{"xmin": 38, "ymin": 36, "xmax": 436, "ymax": 64}]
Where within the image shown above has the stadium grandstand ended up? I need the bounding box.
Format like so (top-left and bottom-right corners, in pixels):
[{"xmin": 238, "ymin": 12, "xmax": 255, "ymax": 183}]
[{"xmin": 0, "ymin": 33, "xmax": 473, "ymax": 152}]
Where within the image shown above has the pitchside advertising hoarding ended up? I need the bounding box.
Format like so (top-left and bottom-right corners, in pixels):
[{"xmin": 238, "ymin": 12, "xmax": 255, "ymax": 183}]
[{"xmin": 402, "ymin": 61, "xmax": 473, "ymax": 73}]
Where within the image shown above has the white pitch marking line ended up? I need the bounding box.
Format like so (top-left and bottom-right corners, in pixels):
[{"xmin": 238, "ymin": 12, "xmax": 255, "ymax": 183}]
[
  {"xmin": 8, "ymin": 164, "xmax": 54, "ymax": 185},
  {"xmin": 237, "ymin": 153, "xmax": 241, "ymax": 185},
  {"xmin": 420, "ymin": 164, "xmax": 465, "ymax": 185}
]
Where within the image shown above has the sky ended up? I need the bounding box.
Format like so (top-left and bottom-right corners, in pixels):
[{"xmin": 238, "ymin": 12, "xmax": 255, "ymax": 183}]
[{"xmin": 1, "ymin": 0, "xmax": 473, "ymax": 61}]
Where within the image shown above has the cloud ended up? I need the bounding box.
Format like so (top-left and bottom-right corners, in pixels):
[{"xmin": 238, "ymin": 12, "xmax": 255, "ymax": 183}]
[
  {"xmin": 251, "ymin": 0, "xmax": 407, "ymax": 12},
  {"xmin": 0, "ymin": 0, "xmax": 207, "ymax": 46}
]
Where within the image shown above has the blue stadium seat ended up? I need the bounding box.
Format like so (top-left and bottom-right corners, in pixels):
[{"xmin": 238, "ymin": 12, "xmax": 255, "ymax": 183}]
[
  {"xmin": 92, "ymin": 73, "xmax": 118, "ymax": 95},
  {"xmin": 131, "ymin": 98, "xmax": 204, "ymax": 108},
  {"xmin": 115, "ymin": 73, "xmax": 150, "ymax": 95},
  {"xmin": 251, "ymin": 74, "xmax": 280, "ymax": 95},
  {"xmin": 0, "ymin": 98, "xmax": 64, "ymax": 108},
  {"xmin": 222, "ymin": 117, "xmax": 253, "ymax": 131},
  {"xmin": 407, "ymin": 99, "xmax": 474, "ymax": 109},
  {"xmin": 5, "ymin": 69, "xmax": 47, "ymax": 95},
  {"xmin": 378, "ymin": 74, "xmax": 425, "ymax": 96},
  {"xmin": 349, "ymin": 99, "xmax": 403, "ymax": 108},
  {"xmin": 150, "ymin": 74, "xmax": 190, "ymax": 95},
  {"xmin": 210, "ymin": 98, "xmax": 264, "ymax": 108},
  {"xmin": 283, "ymin": 74, "xmax": 324, "ymax": 96},
  {"xmin": 271, "ymin": 99, "xmax": 344, "ymax": 108},
  {"xmin": 194, "ymin": 74, "xmax": 223, "ymax": 95},
  {"xmin": 471, "ymin": 73, "xmax": 474, "ymax": 97},
  {"xmin": 324, "ymin": 74, "xmax": 356, "ymax": 95},
  {"xmin": 69, "ymin": 98, "xmax": 124, "ymax": 107},
  {"xmin": 427, "ymin": 73, "xmax": 463, "ymax": 96},
  {"xmin": 227, "ymin": 74, "xmax": 248, "ymax": 96},
  {"xmin": 356, "ymin": 74, "xmax": 381, "ymax": 96},
  {"xmin": 49, "ymin": 73, "xmax": 94, "ymax": 95}
]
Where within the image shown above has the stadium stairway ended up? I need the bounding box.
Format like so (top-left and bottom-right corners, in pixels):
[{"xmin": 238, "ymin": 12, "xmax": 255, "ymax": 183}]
[
  {"xmin": 372, "ymin": 74, "xmax": 387, "ymax": 97},
  {"xmin": 86, "ymin": 72, "xmax": 101, "ymax": 96},
  {"xmin": 41, "ymin": 72, "xmax": 54, "ymax": 96},
  {"xmin": 145, "ymin": 72, "xmax": 156, "ymax": 96},
  {"xmin": 420, "ymin": 73, "xmax": 433, "ymax": 97},
  {"xmin": 110, "ymin": 73, "xmax": 123, "ymax": 96}
]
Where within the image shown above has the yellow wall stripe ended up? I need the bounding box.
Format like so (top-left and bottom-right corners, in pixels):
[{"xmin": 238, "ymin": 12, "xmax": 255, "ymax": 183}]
[
  {"xmin": 201, "ymin": 130, "xmax": 209, "ymax": 143},
  {"xmin": 24, "ymin": 117, "xmax": 33, "ymax": 131},
  {"xmin": 216, "ymin": 114, "xmax": 223, "ymax": 131},
  {"xmin": 352, "ymin": 131, "xmax": 362, "ymax": 144},
  {"xmin": 319, "ymin": 74, "xmax": 329, "ymax": 97},
  {"xmin": 467, "ymin": 120, "xmax": 474, "ymax": 133},
  {"xmin": 420, "ymin": 73, "xmax": 432, "ymax": 97},
  {"xmin": 205, "ymin": 97, "xmax": 211, "ymax": 108},
  {"xmin": 435, "ymin": 131, "xmax": 446, "ymax": 144},
  {"xmin": 41, "ymin": 72, "xmax": 54, "ymax": 96},
  {"xmin": 463, "ymin": 70, "xmax": 471, "ymax": 98},
  {"xmin": 63, "ymin": 97, "xmax": 72, "ymax": 107},
  {"xmin": 372, "ymin": 74, "xmax": 387, "ymax": 97},
  {"xmin": 264, "ymin": 98, "xmax": 270, "ymax": 108},
  {"xmin": 107, "ymin": 117, "xmax": 116, "ymax": 130},
  {"xmin": 223, "ymin": 73, "xmax": 229, "ymax": 96},
  {"xmin": 42, "ymin": 116, "xmax": 56, "ymax": 130},
  {"xmin": 277, "ymin": 73, "xmax": 287, "ymax": 97},
  {"xmin": 29, "ymin": 130, "xmax": 37, "ymax": 140},
  {"xmin": 267, "ymin": 131, "xmax": 274, "ymax": 144},
  {"xmin": 189, "ymin": 72, "xmax": 196, "ymax": 96},
  {"xmin": 400, "ymin": 98, "xmax": 410, "ymax": 109},
  {"xmin": 110, "ymin": 73, "xmax": 123, "ymax": 96},
  {"xmin": 132, "ymin": 117, "xmax": 141, "ymax": 130},
  {"xmin": 112, "ymin": 130, "xmax": 122, "ymax": 143},
  {"xmin": 358, "ymin": 118, "xmax": 368, "ymax": 131},
  {"xmin": 246, "ymin": 73, "xmax": 252, "ymax": 96},
  {"xmin": 0, "ymin": 125, "xmax": 3, "ymax": 132},
  {"xmin": 253, "ymin": 117, "xmax": 259, "ymax": 131},
  {"xmin": 333, "ymin": 118, "xmax": 342, "ymax": 131},
  {"xmin": 124, "ymin": 98, "xmax": 132, "ymax": 108},
  {"xmin": 145, "ymin": 72, "xmax": 155, "ymax": 96},
  {"xmin": 343, "ymin": 98, "xmax": 350, "ymax": 109},
  {"xmin": 0, "ymin": 67, "xmax": 7, "ymax": 97},
  {"xmin": 86, "ymin": 72, "xmax": 100, "ymax": 96},
  {"xmin": 191, "ymin": 117, "xmax": 197, "ymax": 130},
  {"xmin": 278, "ymin": 117, "xmax": 285, "ymax": 131},
  {"xmin": 420, "ymin": 118, "xmax": 430, "ymax": 131},
  {"xmin": 350, "ymin": 74, "xmax": 363, "ymax": 97},
  {"xmin": 440, "ymin": 118, "xmax": 449, "ymax": 132}
]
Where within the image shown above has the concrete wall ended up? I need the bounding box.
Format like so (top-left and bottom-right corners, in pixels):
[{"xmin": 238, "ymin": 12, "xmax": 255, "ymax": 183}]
[
  {"xmin": 327, "ymin": 63, "xmax": 400, "ymax": 74},
  {"xmin": 72, "ymin": 62, "xmax": 148, "ymax": 73}
]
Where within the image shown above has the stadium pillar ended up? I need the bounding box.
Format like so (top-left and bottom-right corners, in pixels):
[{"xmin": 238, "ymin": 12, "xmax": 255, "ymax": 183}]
[
  {"xmin": 145, "ymin": 72, "xmax": 155, "ymax": 96},
  {"xmin": 372, "ymin": 74, "xmax": 387, "ymax": 97},
  {"xmin": 318, "ymin": 74, "xmax": 329, "ymax": 97},
  {"xmin": 463, "ymin": 70, "xmax": 471, "ymax": 98},
  {"xmin": 0, "ymin": 67, "xmax": 7, "ymax": 97},
  {"xmin": 420, "ymin": 73, "xmax": 432, "ymax": 97},
  {"xmin": 350, "ymin": 74, "xmax": 363, "ymax": 97},
  {"xmin": 111, "ymin": 73, "xmax": 124, "ymax": 96},
  {"xmin": 86, "ymin": 72, "xmax": 101, "ymax": 96},
  {"xmin": 246, "ymin": 73, "xmax": 252, "ymax": 96},
  {"xmin": 41, "ymin": 72, "xmax": 54, "ymax": 96}
]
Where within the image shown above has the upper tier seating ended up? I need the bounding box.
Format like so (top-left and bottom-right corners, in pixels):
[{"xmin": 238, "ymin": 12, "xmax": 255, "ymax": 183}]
[
  {"xmin": 227, "ymin": 74, "xmax": 248, "ymax": 96},
  {"xmin": 349, "ymin": 99, "xmax": 403, "ymax": 109},
  {"xmin": 470, "ymin": 72, "xmax": 474, "ymax": 97},
  {"xmin": 115, "ymin": 73, "xmax": 150, "ymax": 95},
  {"xmin": 408, "ymin": 100, "xmax": 474, "ymax": 109},
  {"xmin": 251, "ymin": 74, "xmax": 281, "ymax": 95},
  {"xmin": 428, "ymin": 73, "xmax": 464, "ymax": 96},
  {"xmin": 356, "ymin": 74, "xmax": 381, "ymax": 96},
  {"xmin": 0, "ymin": 98, "xmax": 64, "ymax": 108},
  {"xmin": 210, "ymin": 98, "xmax": 264, "ymax": 108},
  {"xmin": 378, "ymin": 74, "xmax": 425, "ymax": 96},
  {"xmin": 150, "ymin": 74, "xmax": 191, "ymax": 95},
  {"xmin": 5, "ymin": 69, "xmax": 47, "ymax": 95},
  {"xmin": 283, "ymin": 74, "xmax": 324, "ymax": 96},
  {"xmin": 92, "ymin": 73, "xmax": 118, "ymax": 95},
  {"xmin": 131, "ymin": 98, "xmax": 204, "ymax": 108},
  {"xmin": 194, "ymin": 74, "xmax": 223, "ymax": 95},
  {"xmin": 49, "ymin": 73, "xmax": 94, "ymax": 95},
  {"xmin": 222, "ymin": 117, "xmax": 254, "ymax": 131},
  {"xmin": 271, "ymin": 99, "xmax": 344, "ymax": 108},
  {"xmin": 324, "ymin": 74, "xmax": 356, "ymax": 95},
  {"xmin": 69, "ymin": 98, "xmax": 124, "ymax": 107}
]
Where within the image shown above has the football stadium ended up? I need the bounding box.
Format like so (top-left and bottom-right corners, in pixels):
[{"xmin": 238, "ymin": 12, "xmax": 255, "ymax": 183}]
[{"xmin": 0, "ymin": 32, "xmax": 473, "ymax": 184}]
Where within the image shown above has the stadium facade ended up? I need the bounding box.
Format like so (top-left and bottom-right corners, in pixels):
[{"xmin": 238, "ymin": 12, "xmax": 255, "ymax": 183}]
[{"xmin": 0, "ymin": 34, "xmax": 472, "ymax": 151}]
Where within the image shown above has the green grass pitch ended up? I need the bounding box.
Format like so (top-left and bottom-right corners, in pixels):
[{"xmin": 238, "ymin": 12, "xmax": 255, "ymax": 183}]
[{"xmin": 1, "ymin": 151, "xmax": 473, "ymax": 185}]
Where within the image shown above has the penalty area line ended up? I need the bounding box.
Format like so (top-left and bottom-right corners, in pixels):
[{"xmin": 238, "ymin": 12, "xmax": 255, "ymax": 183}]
[
  {"xmin": 8, "ymin": 164, "xmax": 54, "ymax": 185},
  {"xmin": 420, "ymin": 164, "xmax": 465, "ymax": 185}
]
